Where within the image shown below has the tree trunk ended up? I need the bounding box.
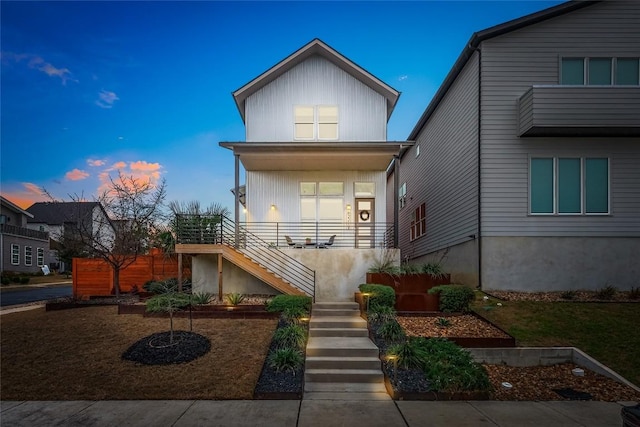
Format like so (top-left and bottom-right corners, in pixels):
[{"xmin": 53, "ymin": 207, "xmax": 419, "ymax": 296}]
[{"xmin": 112, "ymin": 266, "xmax": 121, "ymax": 298}]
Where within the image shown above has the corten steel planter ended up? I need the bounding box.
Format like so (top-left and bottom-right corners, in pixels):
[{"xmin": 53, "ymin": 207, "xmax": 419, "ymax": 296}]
[{"xmin": 366, "ymin": 272, "xmax": 451, "ymax": 312}]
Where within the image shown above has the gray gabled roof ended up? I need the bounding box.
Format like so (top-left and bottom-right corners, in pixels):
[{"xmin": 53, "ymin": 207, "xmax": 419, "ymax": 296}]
[
  {"xmin": 26, "ymin": 202, "xmax": 102, "ymax": 225},
  {"xmin": 232, "ymin": 38, "xmax": 400, "ymax": 123},
  {"xmin": 407, "ymin": 0, "xmax": 600, "ymax": 141}
]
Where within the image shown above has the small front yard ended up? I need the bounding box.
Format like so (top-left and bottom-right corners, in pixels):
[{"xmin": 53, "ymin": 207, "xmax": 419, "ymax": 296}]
[{"xmin": 0, "ymin": 306, "xmax": 276, "ymax": 400}]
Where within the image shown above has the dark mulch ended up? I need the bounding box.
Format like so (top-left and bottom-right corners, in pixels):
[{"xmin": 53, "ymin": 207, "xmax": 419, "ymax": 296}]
[
  {"xmin": 122, "ymin": 330, "xmax": 211, "ymax": 365},
  {"xmin": 254, "ymin": 318, "xmax": 305, "ymax": 395}
]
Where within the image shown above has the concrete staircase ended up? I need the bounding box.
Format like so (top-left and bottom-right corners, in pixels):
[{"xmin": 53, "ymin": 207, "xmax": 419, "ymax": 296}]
[{"xmin": 304, "ymin": 301, "xmax": 389, "ymax": 400}]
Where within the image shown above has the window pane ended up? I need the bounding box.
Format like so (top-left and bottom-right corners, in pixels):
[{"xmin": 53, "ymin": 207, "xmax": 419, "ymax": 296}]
[
  {"xmin": 318, "ymin": 106, "xmax": 337, "ymax": 123},
  {"xmin": 531, "ymin": 158, "xmax": 554, "ymax": 213},
  {"xmin": 318, "ymin": 123, "xmax": 338, "ymax": 139},
  {"xmin": 589, "ymin": 58, "xmax": 612, "ymax": 85},
  {"xmin": 300, "ymin": 198, "xmax": 316, "ymax": 221},
  {"xmin": 318, "ymin": 198, "xmax": 343, "ymax": 220},
  {"xmin": 300, "ymin": 182, "xmax": 316, "ymax": 196},
  {"xmin": 561, "ymin": 58, "xmax": 584, "ymax": 85},
  {"xmin": 319, "ymin": 182, "xmax": 343, "ymax": 196},
  {"xmin": 354, "ymin": 182, "xmax": 375, "ymax": 197},
  {"xmin": 616, "ymin": 58, "xmax": 639, "ymax": 85},
  {"xmin": 585, "ymin": 158, "xmax": 608, "ymax": 213},
  {"xmin": 558, "ymin": 158, "xmax": 581, "ymax": 213},
  {"xmin": 295, "ymin": 123, "xmax": 314, "ymax": 139},
  {"xmin": 295, "ymin": 106, "xmax": 314, "ymax": 123}
]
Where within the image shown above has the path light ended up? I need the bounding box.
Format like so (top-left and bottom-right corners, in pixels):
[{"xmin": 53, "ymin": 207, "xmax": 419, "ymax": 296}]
[
  {"xmin": 299, "ymin": 317, "xmax": 310, "ymax": 323},
  {"xmin": 361, "ymin": 292, "xmax": 372, "ymax": 313},
  {"xmin": 386, "ymin": 355, "xmax": 399, "ymax": 385}
]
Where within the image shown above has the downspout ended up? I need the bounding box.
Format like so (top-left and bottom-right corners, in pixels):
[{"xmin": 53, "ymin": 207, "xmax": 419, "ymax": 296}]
[
  {"xmin": 476, "ymin": 46, "xmax": 483, "ymax": 290},
  {"xmin": 234, "ymin": 153, "xmax": 240, "ymax": 249},
  {"xmin": 393, "ymin": 155, "xmax": 400, "ymax": 248}
]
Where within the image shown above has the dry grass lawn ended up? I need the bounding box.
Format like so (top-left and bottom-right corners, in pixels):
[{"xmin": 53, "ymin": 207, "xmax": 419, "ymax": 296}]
[{"xmin": 1, "ymin": 306, "xmax": 277, "ymax": 400}]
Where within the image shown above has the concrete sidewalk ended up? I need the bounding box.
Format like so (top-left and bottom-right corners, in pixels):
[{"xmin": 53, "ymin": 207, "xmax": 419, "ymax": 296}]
[{"xmin": 1, "ymin": 399, "xmax": 634, "ymax": 426}]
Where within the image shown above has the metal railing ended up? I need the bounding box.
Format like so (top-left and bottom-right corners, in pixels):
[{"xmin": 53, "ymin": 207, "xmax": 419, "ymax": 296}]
[
  {"xmin": 175, "ymin": 215, "xmax": 315, "ymax": 298},
  {"xmin": 0, "ymin": 224, "xmax": 49, "ymax": 241}
]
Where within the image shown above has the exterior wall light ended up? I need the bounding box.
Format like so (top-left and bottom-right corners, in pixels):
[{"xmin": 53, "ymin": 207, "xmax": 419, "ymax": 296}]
[{"xmin": 270, "ymin": 204, "xmax": 276, "ymax": 211}]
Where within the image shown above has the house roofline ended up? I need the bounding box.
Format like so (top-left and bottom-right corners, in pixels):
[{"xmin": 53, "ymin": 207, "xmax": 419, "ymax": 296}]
[
  {"xmin": 406, "ymin": 0, "xmax": 600, "ymax": 143},
  {"xmin": 220, "ymin": 141, "xmax": 413, "ymax": 150},
  {"xmin": 1, "ymin": 196, "xmax": 34, "ymax": 218},
  {"xmin": 232, "ymin": 38, "xmax": 401, "ymax": 123}
]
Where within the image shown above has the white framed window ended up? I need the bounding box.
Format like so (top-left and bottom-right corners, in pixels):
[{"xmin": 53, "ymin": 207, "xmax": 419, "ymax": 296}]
[
  {"xmin": 416, "ymin": 145, "xmax": 420, "ymax": 158},
  {"xmin": 530, "ymin": 157, "xmax": 609, "ymax": 215},
  {"xmin": 300, "ymin": 181, "xmax": 344, "ymax": 221},
  {"xmin": 399, "ymin": 182, "xmax": 407, "ymax": 209},
  {"xmin": 410, "ymin": 203, "xmax": 426, "ymax": 241},
  {"xmin": 11, "ymin": 244, "xmax": 20, "ymax": 265},
  {"xmin": 318, "ymin": 182, "xmax": 343, "ymax": 196},
  {"xmin": 300, "ymin": 182, "xmax": 316, "ymax": 196},
  {"xmin": 294, "ymin": 105, "xmax": 338, "ymax": 140},
  {"xmin": 25, "ymin": 246, "xmax": 33, "ymax": 266},
  {"xmin": 561, "ymin": 57, "xmax": 639, "ymax": 85},
  {"xmin": 37, "ymin": 248, "xmax": 45, "ymax": 267},
  {"xmin": 354, "ymin": 182, "xmax": 375, "ymax": 197}
]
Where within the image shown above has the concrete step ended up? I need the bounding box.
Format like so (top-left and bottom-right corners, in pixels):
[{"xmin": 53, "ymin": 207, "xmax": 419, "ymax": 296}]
[
  {"xmin": 305, "ymin": 369, "xmax": 384, "ymax": 383},
  {"xmin": 303, "ymin": 391, "xmax": 390, "ymax": 401},
  {"xmin": 306, "ymin": 356, "xmax": 381, "ymax": 370},
  {"xmin": 309, "ymin": 316, "xmax": 367, "ymax": 329},
  {"xmin": 306, "ymin": 337, "xmax": 379, "ymax": 358},
  {"xmin": 304, "ymin": 382, "xmax": 388, "ymax": 393},
  {"xmin": 313, "ymin": 302, "xmax": 359, "ymax": 310},
  {"xmin": 312, "ymin": 308, "xmax": 360, "ymax": 317},
  {"xmin": 309, "ymin": 327, "xmax": 369, "ymax": 338}
]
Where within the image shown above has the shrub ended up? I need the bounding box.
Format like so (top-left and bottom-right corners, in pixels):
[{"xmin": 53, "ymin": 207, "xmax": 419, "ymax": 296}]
[
  {"xmin": 386, "ymin": 337, "xmax": 429, "ymax": 370},
  {"xmin": 400, "ymin": 263, "xmax": 420, "ymax": 275},
  {"xmin": 268, "ymin": 348, "xmax": 304, "ymax": 372},
  {"xmin": 143, "ymin": 278, "xmax": 191, "ymax": 294},
  {"xmin": 20, "ymin": 277, "xmax": 30, "ymax": 284},
  {"xmin": 378, "ymin": 320, "xmax": 405, "ymax": 342},
  {"xmin": 11, "ymin": 276, "xmax": 21, "ymax": 284},
  {"xmin": 595, "ymin": 285, "xmax": 617, "ymax": 300},
  {"xmin": 266, "ymin": 295, "xmax": 312, "ymax": 315},
  {"xmin": 281, "ymin": 306, "xmax": 307, "ymax": 324},
  {"xmin": 273, "ymin": 324, "xmax": 307, "ymax": 349},
  {"xmin": 191, "ymin": 292, "xmax": 213, "ymax": 305},
  {"xmin": 435, "ymin": 317, "xmax": 451, "ymax": 328},
  {"xmin": 367, "ymin": 305, "xmax": 396, "ymax": 324},
  {"xmin": 225, "ymin": 293, "xmax": 245, "ymax": 306},
  {"xmin": 358, "ymin": 283, "xmax": 395, "ymax": 310},
  {"xmin": 421, "ymin": 262, "xmax": 446, "ymax": 278},
  {"xmin": 560, "ymin": 290, "xmax": 577, "ymax": 300},
  {"xmin": 367, "ymin": 248, "xmax": 399, "ymax": 274},
  {"xmin": 429, "ymin": 285, "xmax": 475, "ymax": 313},
  {"xmin": 1, "ymin": 277, "xmax": 10, "ymax": 286},
  {"xmin": 629, "ymin": 287, "xmax": 640, "ymax": 300}
]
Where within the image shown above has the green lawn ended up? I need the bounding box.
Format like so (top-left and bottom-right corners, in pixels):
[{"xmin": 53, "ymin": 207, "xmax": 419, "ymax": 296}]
[{"xmin": 472, "ymin": 296, "xmax": 640, "ymax": 386}]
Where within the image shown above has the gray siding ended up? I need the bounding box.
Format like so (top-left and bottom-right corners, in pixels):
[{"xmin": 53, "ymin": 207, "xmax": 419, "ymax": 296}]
[
  {"xmin": 397, "ymin": 51, "xmax": 480, "ymax": 259},
  {"xmin": 480, "ymin": 0, "xmax": 640, "ymax": 237},
  {"xmin": 245, "ymin": 55, "xmax": 387, "ymax": 142}
]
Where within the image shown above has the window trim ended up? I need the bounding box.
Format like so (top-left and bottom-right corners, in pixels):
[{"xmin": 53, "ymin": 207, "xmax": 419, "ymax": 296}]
[
  {"xmin": 560, "ymin": 56, "xmax": 640, "ymax": 86},
  {"xmin": 11, "ymin": 244, "xmax": 20, "ymax": 265},
  {"xmin": 410, "ymin": 203, "xmax": 426, "ymax": 241},
  {"xmin": 25, "ymin": 246, "xmax": 33, "ymax": 266},
  {"xmin": 37, "ymin": 247, "xmax": 45, "ymax": 267},
  {"xmin": 293, "ymin": 105, "xmax": 339, "ymax": 141},
  {"xmin": 529, "ymin": 156, "xmax": 610, "ymax": 216},
  {"xmin": 399, "ymin": 182, "xmax": 407, "ymax": 209}
]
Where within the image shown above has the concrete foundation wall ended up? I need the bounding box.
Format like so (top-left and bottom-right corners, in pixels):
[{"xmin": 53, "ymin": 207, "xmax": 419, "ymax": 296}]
[
  {"xmin": 410, "ymin": 239, "xmax": 479, "ymax": 287},
  {"xmin": 482, "ymin": 237, "xmax": 640, "ymax": 291},
  {"xmin": 191, "ymin": 255, "xmax": 280, "ymax": 297}
]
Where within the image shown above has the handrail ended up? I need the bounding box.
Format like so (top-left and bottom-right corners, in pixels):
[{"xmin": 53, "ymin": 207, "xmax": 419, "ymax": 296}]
[
  {"xmin": 0, "ymin": 224, "xmax": 49, "ymax": 241},
  {"xmin": 175, "ymin": 214, "xmax": 315, "ymax": 298}
]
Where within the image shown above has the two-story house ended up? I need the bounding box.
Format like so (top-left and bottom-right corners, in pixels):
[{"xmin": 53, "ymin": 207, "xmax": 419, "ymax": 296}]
[
  {"xmin": 176, "ymin": 39, "xmax": 410, "ymax": 301},
  {"xmin": 390, "ymin": 0, "xmax": 640, "ymax": 292},
  {"xmin": 1, "ymin": 196, "xmax": 50, "ymax": 274}
]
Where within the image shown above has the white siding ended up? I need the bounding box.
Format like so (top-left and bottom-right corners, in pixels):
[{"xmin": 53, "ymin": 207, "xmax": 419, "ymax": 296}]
[
  {"xmin": 397, "ymin": 52, "xmax": 480, "ymax": 258},
  {"xmin": 480, "ymin": 1, "xmax": 640, "ymax": 237},
  {"xmin": 245, "ymin": 55, "xmax": 388, "ymax": 142}
]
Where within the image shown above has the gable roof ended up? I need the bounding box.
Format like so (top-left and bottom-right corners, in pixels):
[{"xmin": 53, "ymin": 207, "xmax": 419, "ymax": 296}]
[
  {"xmin": 1, "ymin": 196, "xmax": 34, "ymax": 218},
  {"xmin": 407, "ymin": 0, "xmax": 600, "ymax": 141},
  {"xmin": 26, "ymin": 202, "xmax": 103, "ymax": 225},
  {"xmin": 232, "ymin": 38, "xmax": 400, "ymax": 123}
]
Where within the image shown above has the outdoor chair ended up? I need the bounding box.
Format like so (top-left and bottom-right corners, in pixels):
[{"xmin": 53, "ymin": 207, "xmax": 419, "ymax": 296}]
[
  {"xmin": 285, "ymin": 235, "xmax": 303, "ymax": 248},
  {"xmin": 318, "ymin": 235, "xmax": 336, "ymax": 249}
]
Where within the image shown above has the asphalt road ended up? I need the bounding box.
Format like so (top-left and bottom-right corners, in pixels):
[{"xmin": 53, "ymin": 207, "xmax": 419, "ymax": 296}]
[{"xmin": 0, "ymin": 285, "xmax": 72, "ymax": 307}]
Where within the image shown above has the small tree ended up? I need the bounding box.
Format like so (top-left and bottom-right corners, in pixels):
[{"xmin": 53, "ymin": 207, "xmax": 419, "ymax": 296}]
[{"xmin": 145, "ymin": 281, "xmax": 191, "ymax": 344}]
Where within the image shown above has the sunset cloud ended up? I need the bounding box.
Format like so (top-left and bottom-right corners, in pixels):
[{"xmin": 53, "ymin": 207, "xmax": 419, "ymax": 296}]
[
  {"xmin": 1, "ymin": 52, "xmax": 77, "ymax": 85},
  {"xmin": 87, "ymin": 159, "xmax": 106, "ymax": 167},
  {"xmin": 1, "ymin": 182, "xmax": 48, "ymax": 209},
  {"xmin": 65, "ymin": 168, "xmax": 90, "ymax": 181},
  {"xmin": 96, "ymin": 89, "xmax": 119, "ymax": 108},
  {"xmin": 97, "ymin": 159, "xmax": 164, "ymax": 195}
]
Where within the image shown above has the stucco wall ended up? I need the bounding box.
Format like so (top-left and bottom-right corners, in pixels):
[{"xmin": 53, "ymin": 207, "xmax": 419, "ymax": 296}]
[
  {"xmin": 191, "ymin": 255, "xmax": 280, "ymax": 297},
  {"xmin": 409, "ymin": 239, "xmax": 479, "ymax": 287},
  {"xmin": 482, "ymin": 236, "xmax": 640, "ymax": 291}
]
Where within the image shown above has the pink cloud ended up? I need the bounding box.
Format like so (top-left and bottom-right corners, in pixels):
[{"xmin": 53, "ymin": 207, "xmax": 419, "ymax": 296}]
[
  {"xmin": 97, "ymin": 160, "xmax": 164, "ymax": 195},
  {"xmin": 87, "ymin": 159, "xmax": 106, "ymax": 167},
  {"xmin": 1, "ymin": 182, "xmax": 48, "ymax": 209},
  {"xmin": 65, "ymin": 168, "xmax": 90, "ymax": 181}
]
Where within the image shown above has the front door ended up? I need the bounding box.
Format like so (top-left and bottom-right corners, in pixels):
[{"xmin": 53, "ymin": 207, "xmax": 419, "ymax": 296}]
[{"xmin": 355, "ymin": 198, "xmax": 374, "ymax": 248}]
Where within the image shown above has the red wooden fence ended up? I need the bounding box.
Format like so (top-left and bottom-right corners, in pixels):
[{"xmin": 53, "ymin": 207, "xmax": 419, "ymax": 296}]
[{"xmin": 72, "ymin": 253, "xmax": 189, "ymax": 298}]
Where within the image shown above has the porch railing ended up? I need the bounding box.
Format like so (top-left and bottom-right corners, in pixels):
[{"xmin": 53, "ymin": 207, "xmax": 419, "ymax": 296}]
[
  {"xmin": 0, "ymin": 224, "xmax": 49, "ymax": 241},
  {"xmin": 175, "ymin": 214, "xmax": 315, "ymax": 298}
]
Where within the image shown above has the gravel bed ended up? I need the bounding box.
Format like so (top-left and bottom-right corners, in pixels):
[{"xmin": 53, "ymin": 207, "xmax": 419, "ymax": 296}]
[
  {"xmin": 122, "ymin": 331, "xmax": 211, "ymax": 365},
  {"xmin": 397, "ymin": 315, "xmax": 511, "ymax": 339}
]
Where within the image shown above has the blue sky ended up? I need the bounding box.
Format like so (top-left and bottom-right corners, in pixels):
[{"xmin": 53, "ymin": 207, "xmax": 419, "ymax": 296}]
[{"xmin": 1, "ymin": 0, "xmax": 563, "ymax": 210}]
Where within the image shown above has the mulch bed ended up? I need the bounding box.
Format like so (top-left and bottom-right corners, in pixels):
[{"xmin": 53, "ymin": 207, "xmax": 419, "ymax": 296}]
[
  {"xmin": 486, "ymin": 290, "xmax": 640, "ymax": 303},
  {"xmin": 122, "ymin": 331, "xmax": 211, "ymax": 365},
  {"xmin": 397, "ymin": 314, "xmax": 511, "ymax": 339}
]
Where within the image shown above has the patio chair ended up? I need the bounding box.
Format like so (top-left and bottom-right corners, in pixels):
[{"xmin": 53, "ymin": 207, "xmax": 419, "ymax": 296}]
[
  {"xmin": 318, "ymin": 235, "xmax": 336, "ymax": 249},
  {"xmin": 285, "ymin": 235, "xmax": 303, "ymax": 248}
]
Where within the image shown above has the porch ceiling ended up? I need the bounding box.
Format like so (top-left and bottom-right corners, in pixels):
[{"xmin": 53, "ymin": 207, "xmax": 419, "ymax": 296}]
[{"xmin": 220, "ymin": 141, "xmax": 413, "ymax": 171}]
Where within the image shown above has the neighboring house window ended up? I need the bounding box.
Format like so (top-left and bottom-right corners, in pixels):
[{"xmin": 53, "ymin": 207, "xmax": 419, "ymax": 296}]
[
  {"xmin": 294, "ymin": 105, "xmax": 338, "ymax": 140},
  {"xmin": 410, "ymin": 203, "xmax": 426, "ymax": 241},
  {"xmin": 25, "ymin": 246, "xmax": 33, "ymax": 266},
  {"xmin": 399, "ymin": 183, "xmax": 407, "ymax": 209},
  {"xmin": 0, "ymin": 214, "xmax": 7, "ymax": 224},
  {"xmin": 530, "ymin": 157, "xmax": 609, "ymax": 215},
  {"xmin": 37, "ymin": 248, "xmax": 45, "ymax": 267},
  {"xmin": 561, "ymin": 57, "xmax": 640, "ymax": 85},
  {"xmin": 11, "ymin": 244, "xmax": 19, "ymax": 265},
  {"xmin": 416, "ymin": 145, "xmax": 420, "ymax": 158}
]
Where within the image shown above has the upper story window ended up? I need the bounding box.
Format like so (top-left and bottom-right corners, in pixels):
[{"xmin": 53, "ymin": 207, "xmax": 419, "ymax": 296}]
[
  {"xmin": 410, "ymin": 203, "xmax": 426, "ymax": 241},
  {"xmin": 561, "ymin": 57, "xmax": 640, "ymax": 86},
  {"xmin": 530, "ymin": 157, "xmax": 609, "ymax": 215},
  {"xmin": 294, "ymin": 105, "xmax": 338, "ymax": 140},
  {"xmin": 399, "ymin": 182, "xmax": 407, "ymax": 209}
]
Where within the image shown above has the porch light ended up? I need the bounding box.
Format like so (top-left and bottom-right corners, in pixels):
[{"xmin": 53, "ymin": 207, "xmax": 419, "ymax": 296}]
[
  {"xmin": 346, "ymin": 204, "xmax": 351, "ymax": 211},
  {"xmin": 270, "ymin": 204, "xmax": 276, "ymax": 211},
  {"xmin": 243, "ymin": 207, "xmax": 247, "ymax": 213}
]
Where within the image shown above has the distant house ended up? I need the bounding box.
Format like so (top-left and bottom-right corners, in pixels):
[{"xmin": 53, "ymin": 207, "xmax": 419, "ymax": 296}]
[
  {"xmin": 389, "ymin": 0, "xmax": 640, "ymax": 291},
  {"xmin": 176, "ymin": 39, "xmax": 409, "ymax": 301},
  {"xmin": 0, "ymin": 196, "xmax": 50, "ymax": 274},
  {"xmin": 26, "ymin": 202, "xmax": 115, "ymax": 272}
]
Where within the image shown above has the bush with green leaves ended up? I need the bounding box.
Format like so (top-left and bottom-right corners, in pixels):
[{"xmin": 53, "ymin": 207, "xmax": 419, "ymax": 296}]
[
  {"xmin": 595, "ymin": 285, "xmax": 617, "ymax": 300},
  {"xmin": 268, "ymin": 347, "xmax": 304, "ymax": 372},
  {"xmin": 358, "ymin": 283, "xmax": 395, "ymax": 310},
  {"xmin": 378, "ymin": 319, "xmax": 405, "ymax": 342},
  {"xmin": 428, "ymin": 285, "xmax": 475, "ymax": 313},
  {"xmin": 191, "ymin": 292, "xmax": 212, "ymax": 305},
  {"xmin": 367, "ymin": 305, "xmax": 396, "ymax": 324},
  {"xmin": 143, "ymin": 277, "xmax": 192, "ymax": 294},
  {"xmin": 273, "ymin": 324, "xmax": 307, "ymax": 349},
  {"xmin": 435, "ymin": 317, "xmax": 451, "ymax": 328},
  {"xmin": 421, "ymin": 262, "xmax": 446, "ymax": 278},
  {"xmin": 1, "ymin": 277, "xmax": 10, "ymax": 286},
  {"xmin": 265, "ymin": 295, "xmax": 311, "ymax": 315},
  {"xmin": 386, "ymin": 337, "xmax": 429, "ymax": 370},
  {"xmin": 146, "ymin": 291, "xmax": 192, "ymax": 344},
  {"xmin": 225, "ymin": 293, "xmax": 245, "ymax": 306}
]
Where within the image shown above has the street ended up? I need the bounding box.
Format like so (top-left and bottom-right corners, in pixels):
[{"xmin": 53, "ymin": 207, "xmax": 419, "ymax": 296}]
[{"xmin": 0, "ymin": 285, "xmax": 72, "ymax": 307}]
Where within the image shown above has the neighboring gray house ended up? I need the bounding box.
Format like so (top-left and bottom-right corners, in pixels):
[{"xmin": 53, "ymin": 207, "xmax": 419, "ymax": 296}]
[
  {"xmin": 390, "ymin": 0, "xmax": 640, "ymax": 291},
  {"xmin": 0, "ymin": 196, "xmax": 50, "ymax": 274},
  {"xmin": 26, "ymin": 202, "xmax": 115, "ymax": 272}
]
